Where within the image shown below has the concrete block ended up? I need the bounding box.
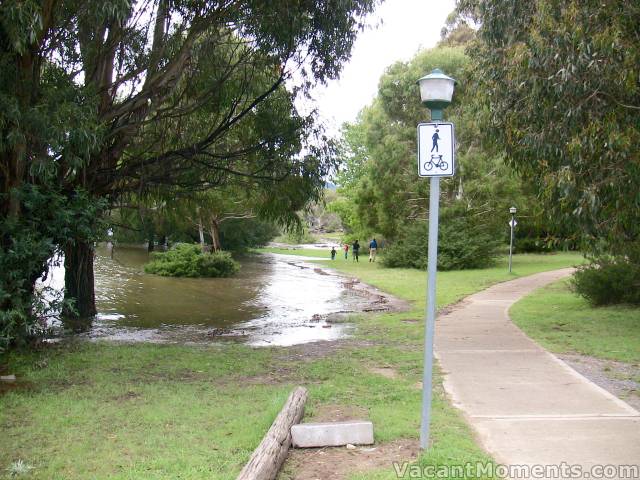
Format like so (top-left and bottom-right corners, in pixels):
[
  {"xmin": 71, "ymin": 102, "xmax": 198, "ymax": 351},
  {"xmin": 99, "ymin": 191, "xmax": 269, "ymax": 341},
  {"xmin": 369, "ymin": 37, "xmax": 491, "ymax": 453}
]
[
  {"xmin": 291, "ymin": 421, "xmax": 374, "ymax": 448},
  {"xmin": 0, "ymin": 375, "xmax": 16, "ymax": 383}
]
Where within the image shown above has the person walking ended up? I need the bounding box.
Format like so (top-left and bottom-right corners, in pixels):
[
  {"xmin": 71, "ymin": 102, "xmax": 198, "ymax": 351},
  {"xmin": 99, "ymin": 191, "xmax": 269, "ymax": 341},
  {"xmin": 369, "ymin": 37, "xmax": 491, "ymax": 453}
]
[
  {"xmin": 343, "ymin": 243, "xmax": 349, "ymax": 260},
  {"xmin": 369, "ymin": 238, "xmax": 378, "ymax": 262},
  {"xmin": 431, "ymin": 128, "xmax": 440, "ymax": 152},
  {"xmin": 352, "ymin": 240, "xmax": 360, "ymax": 262},
  {"xmin": 330, "ymin": 246, "xmax": 337, "ymax": 260}
]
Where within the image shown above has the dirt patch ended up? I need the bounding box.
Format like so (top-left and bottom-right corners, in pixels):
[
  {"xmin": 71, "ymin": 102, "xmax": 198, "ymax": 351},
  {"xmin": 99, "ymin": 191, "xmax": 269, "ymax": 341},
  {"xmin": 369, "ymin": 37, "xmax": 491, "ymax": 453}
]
[
  {"xmin": 307, "ymin": 403, "xmax": 369, "ymax": 423},
  {"xmin": 280, "ymin": 439, "xmax": 419, "ymax": 480},
  {"xmin": 274, "ymin": 339, "xmax": 381, "ymax": 363},
  {"xmin": 368, "ymin": 367, "xmax": 399, "ymax": 380},
  {"xmin": 342, "ymin": 278, "xmax": 412, "ymax": 314},
  {"xmin": 558, "ymin": 353, "xmax": 640, "ymax": 411},
  {"xmin": 236, "ymin": 367, "xmax": 296, "ymax": 386},
  {"xmin": 0, "ymin": 379, "xmax": 32, "ymax": 396},
  {"xmin": 111, "ymin": 390, "xmax": 141, "ymax": 402}
]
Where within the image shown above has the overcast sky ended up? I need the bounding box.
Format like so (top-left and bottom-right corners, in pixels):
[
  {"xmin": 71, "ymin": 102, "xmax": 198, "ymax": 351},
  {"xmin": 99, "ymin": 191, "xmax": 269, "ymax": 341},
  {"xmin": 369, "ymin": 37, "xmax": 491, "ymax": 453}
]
[{"xmin": 310, "ymin": 0, "xmax": 456, "ymax": 133}]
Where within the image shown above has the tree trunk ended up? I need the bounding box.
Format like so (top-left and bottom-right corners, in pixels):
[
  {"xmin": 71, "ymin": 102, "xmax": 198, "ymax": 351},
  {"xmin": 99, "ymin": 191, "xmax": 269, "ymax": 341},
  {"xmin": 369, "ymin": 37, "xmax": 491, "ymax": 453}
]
[
  {"xmin": 209, "ymin": 219, "xmax": 221, "ymax": 252},
  {"xmin": 197, "ymin": 212, "xmax": 206, "ymax": 252},
  {"xmin": 7, "ymin": 143, "xmax": 26, "ymax": 217},
  {"xmin": 63, "ymin": 239, "xmax": 97, "ymax": 330},
  {"xmin": 236, "ymin": 386, "xmax": 308, "ymax": 480}
]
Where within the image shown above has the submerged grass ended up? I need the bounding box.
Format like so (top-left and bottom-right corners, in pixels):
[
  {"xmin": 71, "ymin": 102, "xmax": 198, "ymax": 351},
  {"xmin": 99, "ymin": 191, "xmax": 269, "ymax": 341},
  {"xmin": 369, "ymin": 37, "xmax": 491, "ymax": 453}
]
[{"xmin": 1, "ymin": 252, "xmax": 583, "ymax": 479}]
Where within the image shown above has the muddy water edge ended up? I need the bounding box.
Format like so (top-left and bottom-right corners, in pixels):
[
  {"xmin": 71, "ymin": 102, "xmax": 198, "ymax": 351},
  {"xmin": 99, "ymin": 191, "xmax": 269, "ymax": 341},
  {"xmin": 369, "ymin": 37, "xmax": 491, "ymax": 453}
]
[{"xmin": 42, "ymin": 245, "xmax": 405, "ymax": 347}]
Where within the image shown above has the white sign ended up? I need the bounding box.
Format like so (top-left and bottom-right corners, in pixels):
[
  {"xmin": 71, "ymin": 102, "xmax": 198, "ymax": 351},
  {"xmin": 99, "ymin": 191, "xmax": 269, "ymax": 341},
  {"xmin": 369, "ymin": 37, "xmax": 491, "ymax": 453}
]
[
  {"xmin": 508, "ymin": 219, "xmax": 518, "ymax": 228},
  {"xmin": 417, "ymin": 122, "xmax": 455, "ymax": 177}
]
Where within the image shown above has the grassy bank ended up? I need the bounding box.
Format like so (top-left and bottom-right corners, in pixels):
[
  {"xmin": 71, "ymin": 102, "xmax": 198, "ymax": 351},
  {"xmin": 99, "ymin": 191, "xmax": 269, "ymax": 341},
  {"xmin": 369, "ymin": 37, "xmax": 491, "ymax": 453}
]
[
  {"xmin": 1, "ymin": 252, "xmax": 583, "ymax": 479},
  {"xmin": 510, "ymin": 280, "xmax": 640, "ymax": 364},
  {"xmin": 1, "ymin": 345, "xmax": 282, "ymax": 479}
]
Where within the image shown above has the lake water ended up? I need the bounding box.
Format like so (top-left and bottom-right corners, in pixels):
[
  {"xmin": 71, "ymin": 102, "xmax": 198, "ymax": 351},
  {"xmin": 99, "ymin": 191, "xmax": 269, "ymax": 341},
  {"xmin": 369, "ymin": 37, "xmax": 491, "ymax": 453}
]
[{"xmin": 42, "ymin": 246, "xmax": 363, "ymax": 346}]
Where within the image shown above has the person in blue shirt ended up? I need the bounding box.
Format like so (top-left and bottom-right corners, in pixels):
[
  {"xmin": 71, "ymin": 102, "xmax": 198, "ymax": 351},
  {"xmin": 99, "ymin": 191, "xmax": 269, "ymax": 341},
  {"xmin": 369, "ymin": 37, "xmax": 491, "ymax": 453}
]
[{"xmin": 369, "ymin": 238, "xmax": 378, "ymax": 262}]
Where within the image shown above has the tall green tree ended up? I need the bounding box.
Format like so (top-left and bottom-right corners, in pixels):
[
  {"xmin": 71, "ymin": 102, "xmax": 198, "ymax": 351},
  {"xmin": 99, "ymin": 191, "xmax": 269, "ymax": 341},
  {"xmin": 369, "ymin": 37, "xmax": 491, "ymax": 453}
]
[
  {"xmin": 1, "ymin": 0, "xmax": 380, "ymax": 332},
  {"xmin": 0, "ymin": 1, "xmax": 105, "ymax": 348},
  {"xmin": 458, "ymin": 0, "xmax": 640, "ymax": 258},
  {"xmin": 335, "ymin": 44, "xmax": 527, "ymax": 246}
]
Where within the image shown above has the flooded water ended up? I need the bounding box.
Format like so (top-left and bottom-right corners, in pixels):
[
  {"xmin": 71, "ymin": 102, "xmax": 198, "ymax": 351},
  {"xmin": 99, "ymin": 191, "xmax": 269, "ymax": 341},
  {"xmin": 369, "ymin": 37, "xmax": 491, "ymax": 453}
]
[{"xmin": 42, "ymin": 246, "xmax": 369, "ymax": 346}]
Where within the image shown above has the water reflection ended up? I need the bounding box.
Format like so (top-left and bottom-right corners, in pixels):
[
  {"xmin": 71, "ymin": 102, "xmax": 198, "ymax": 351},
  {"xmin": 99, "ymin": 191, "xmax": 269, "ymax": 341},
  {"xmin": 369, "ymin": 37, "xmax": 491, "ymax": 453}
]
[{"xmin": 43, "ymin": 245, "xmax": 360, "ymax": 346}]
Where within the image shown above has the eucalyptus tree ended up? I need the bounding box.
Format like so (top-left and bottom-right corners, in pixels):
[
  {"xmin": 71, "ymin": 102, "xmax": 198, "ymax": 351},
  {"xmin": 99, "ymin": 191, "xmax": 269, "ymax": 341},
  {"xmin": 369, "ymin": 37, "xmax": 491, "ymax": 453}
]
[
  {"xmin": 1, "ymin": 0, "xmax": 380, "ymax": 330},
  {"xmin": 457, "ymin": 0, "xmax": 640, "ymax": 258},
  {"xmin": 1, "ymin": 1, "xmax": 107, "ymax": 346},
  {"xmin": 156, "ymin": 170, "xmax": 317, "ymax": 253},
  {"xmin": 336, "ymin": 44, "xmax": 526, "ymax": 242}
]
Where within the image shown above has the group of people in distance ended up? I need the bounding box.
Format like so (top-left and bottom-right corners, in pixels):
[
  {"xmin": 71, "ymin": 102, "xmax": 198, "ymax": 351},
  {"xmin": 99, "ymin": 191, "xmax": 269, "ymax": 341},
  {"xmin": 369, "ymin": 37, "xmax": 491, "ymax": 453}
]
[{"xmin": 330, "ymin": 238, "xmax": 378, "ymax": 263}]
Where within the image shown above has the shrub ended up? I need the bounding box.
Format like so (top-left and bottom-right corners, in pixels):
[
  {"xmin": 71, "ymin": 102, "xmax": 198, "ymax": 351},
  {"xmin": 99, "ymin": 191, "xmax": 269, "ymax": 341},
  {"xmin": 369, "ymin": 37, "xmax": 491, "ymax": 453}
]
[
  {"xmin": 514, "ymin": 237, "xmax": 556, "ymax": 253},
  {"xmin": 144, "ymin": 244, "xmax": 240, "ymax": 278},
  {"xmin": 381, "ymin": 223, "xmax": 427, "ymax": 269},
  {"xmin": 514, "ymin": 225, "xmax": 579, "ymax": 253},
  {"xmin": 382, "ymin": 208, "xmax": 501, "ymax": 271},
  {"xmin": 219, "ymin": 218, "xmax": 279, "ymax": 251},
  {"xmin": 1, "ymin": 186, "xmax": 104, "ymax": 352},
  {"xmin": 572, "ymin": 259, "xmax": 640, "ymax": 306}
]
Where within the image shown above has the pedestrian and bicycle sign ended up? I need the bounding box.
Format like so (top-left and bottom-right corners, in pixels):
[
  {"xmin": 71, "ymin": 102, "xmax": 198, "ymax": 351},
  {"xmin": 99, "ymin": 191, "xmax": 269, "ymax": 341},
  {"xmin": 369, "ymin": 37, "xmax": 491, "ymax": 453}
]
[{"xmin": 417, "ymin": 122, "xmax": 455, "ymax": 177}]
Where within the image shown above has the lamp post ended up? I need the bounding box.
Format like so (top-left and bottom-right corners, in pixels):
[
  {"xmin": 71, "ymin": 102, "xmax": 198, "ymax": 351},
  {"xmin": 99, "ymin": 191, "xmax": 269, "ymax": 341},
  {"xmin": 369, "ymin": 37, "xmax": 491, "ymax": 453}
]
[
  {"xmin": 508, "ymin": 206, "xmax": 517, "ymax": 273},
  {"xmin": 417, "ymin": 68, "xmax": 455, "ymax": 450}
]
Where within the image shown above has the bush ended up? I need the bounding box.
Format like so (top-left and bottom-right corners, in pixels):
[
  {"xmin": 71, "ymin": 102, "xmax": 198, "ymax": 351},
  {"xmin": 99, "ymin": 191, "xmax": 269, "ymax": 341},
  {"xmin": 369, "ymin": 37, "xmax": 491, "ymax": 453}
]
[
  {"xmin": 1, "ymin": 186, "xmax": 104, "ymax": 352},
  {"xmin": 514, "ymin": 237, "xmax": 556, "ymax": 253},
  {"xmin": 219, "ymin": 218, "xmax": 279, "ymax": 251},
  {"xmin": 382, "ymin": 208, "xmax": 501, "ymax": 271},
  {"xmin": 514, "ymin": 225, "xmax": 578, "ymax": 253},
  {"xmin": 144, "ymin": 244, "xmax": 240, "ymax": 278},
  {"xmin": 572, "ymin": 259, "xmax": 640, "ymax": 306}
]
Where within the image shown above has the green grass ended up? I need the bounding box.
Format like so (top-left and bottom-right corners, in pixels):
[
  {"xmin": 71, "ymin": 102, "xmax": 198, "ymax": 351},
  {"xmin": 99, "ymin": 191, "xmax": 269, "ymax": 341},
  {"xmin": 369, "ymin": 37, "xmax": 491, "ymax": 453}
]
[
  {"xmin": 510, "ymin": 280, "xmax": 640, "ymax": 364},
  {"xmin": 1, "ymin": 343, "xmax": 287, "ymax": 479},
  {"xmin": 1, "ymin": 252, "xmax": 583, "ymax": 479}
]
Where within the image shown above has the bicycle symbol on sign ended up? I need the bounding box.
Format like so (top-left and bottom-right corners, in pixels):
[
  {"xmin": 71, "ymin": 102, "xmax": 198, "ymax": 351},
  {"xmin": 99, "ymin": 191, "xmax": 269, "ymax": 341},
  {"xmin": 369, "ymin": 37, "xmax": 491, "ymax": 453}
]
[{"xmin": 423, "ymin": 154, "xmax": 448, "ymax": 172}]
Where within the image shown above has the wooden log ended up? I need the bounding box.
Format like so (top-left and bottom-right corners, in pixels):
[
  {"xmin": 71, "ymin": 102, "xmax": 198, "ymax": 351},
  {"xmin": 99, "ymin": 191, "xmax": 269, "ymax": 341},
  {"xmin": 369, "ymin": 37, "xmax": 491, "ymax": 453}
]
[{"xmin": 236, "ymin": 386, "xmax": 308, "ymax": 480}]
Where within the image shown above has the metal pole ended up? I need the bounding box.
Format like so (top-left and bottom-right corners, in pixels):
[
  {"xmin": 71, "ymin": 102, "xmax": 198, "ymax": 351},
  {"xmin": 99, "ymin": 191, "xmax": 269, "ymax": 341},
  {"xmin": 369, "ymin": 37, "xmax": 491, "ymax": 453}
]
[
  {"xmin": 420, "ymin": 175, "xmax": 440, "ymax": 449},
  {"xmin": 508, "ymin": 214, "xmax": 514, "ymax": 273}
]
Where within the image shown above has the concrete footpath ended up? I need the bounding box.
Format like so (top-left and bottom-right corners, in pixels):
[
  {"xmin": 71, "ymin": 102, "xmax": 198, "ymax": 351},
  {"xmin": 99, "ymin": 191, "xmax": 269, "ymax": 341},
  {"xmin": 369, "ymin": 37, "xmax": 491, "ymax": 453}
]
[{"xmin": 435, "ymin": 268, "xmax": 640, "ymax": 478}]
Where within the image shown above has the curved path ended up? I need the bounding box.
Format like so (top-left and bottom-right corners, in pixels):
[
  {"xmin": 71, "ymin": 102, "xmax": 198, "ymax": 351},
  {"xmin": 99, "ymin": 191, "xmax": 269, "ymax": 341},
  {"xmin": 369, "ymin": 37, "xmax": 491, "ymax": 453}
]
[{"xmin": 435, "ymin": 268, "xmax": 640, "ymax": 477}]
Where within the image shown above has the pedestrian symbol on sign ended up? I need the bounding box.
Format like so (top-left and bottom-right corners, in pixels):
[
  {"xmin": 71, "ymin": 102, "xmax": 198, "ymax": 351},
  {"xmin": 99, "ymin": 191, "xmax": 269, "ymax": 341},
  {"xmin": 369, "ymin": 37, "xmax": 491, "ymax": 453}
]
[
  {"xmin": 431, "ymin": 129, "xmax": 440, "ymax": 152},
  {"xmin": 418, "ymin": 122, "xmax": 455, "ymax": 177}
]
